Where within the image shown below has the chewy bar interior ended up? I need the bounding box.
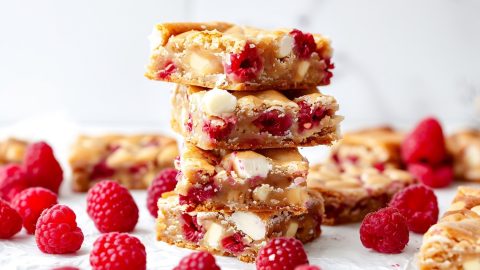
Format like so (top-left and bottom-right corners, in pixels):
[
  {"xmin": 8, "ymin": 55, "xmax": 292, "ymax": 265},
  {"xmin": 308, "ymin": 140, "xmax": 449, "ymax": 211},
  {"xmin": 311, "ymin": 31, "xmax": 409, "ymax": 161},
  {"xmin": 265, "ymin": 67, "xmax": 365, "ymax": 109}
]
[
  {"xmin": 418, "ymin": 186, "xmax": 480, "ymax": 270},
  {"xmin": 171, "ymin": 84, "xmax": 342, "ymax": 150},
  {"xmin": 175, "ymin": 143, "xmax": 310, "ymax": 213},
  {"xmin": 69, "ymin": 134, "xmax": 179, "ymax": 192},
  {"xmin": 146, "ymin": 22, "xmax": 333, "ymax": 91},
  {"xmin": 307, "ymin": 163, "xmax": 415, "ymax": 225},
  {"xmin": 328, "ymin": 127, "xmax": 404, "ymax": 171},
  {"xmin": 156, "ymin": 192, "xmax": 324, "ymax": 263},
  {"xmin": 0, "ymin": 138, "xmax": 28, "ymax": 165},
  {"xmin": 448, "ymin": 130, "xmax": 480, "ymax": 182}
]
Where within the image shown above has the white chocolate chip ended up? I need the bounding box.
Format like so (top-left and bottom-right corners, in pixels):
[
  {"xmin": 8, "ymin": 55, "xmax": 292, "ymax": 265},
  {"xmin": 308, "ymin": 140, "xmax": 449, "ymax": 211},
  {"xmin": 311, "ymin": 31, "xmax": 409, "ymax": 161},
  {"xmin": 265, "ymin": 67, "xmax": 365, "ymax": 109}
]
[
  {"xmin": 202, "ymin": 88, "xmax": 237, "ymax": 116},
  {"xmin": 285, "ymin": 222, "xmax": 299, "ymax": 237},
  {"xmin": 204, "ymin": 222, "xmax": 225, "ymax": 249},
  {"xmin": 466, "ymin": 145, "xmax": 480, "ymax": 166},
  {"xmin": 295, "ymin": 61, "xmax": 310, "ymax": 81},
  {"xmin": 188, "ymin": 52, "xmax": 223, "ymax": 75},
  {"xmin": 231, "ymin": 151, "xmax": 272, "ymax": 179},
  {"xmin": 148, "ymin": 27, "xmax": 163, "ymax": 51},
  {"xmin": 276, "ymin": 35, "xmax": 294, "ymax": 58},
  {"xmin": 253, "ymin": 184, "xmax": 274, "ymax": 202},
  {"xmin": 230, "ymin": 212, "xmax": 266, "ymax": 241}
]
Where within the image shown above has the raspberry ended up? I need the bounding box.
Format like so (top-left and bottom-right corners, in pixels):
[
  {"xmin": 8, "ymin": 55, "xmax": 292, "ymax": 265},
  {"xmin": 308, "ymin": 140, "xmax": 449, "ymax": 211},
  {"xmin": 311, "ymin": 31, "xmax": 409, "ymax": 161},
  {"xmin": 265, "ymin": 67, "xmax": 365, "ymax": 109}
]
[
  {"xmin": 360, "ymin": 207, "xmax": 409, "ymax": 253},
  {"xmin": 202, "ymin": 117, "xmax": 237, "ymax": 140},
  {"xmin": 146, "ymin": 168, "xmax": 178, "ymax": 217},
  {"xmin": 401, "ymin": 117, "xmax": 447, "ymax": 165},
  {"xmin": 90, "ymin": 159, "xmax": 115, "ymax": 180},
  {"xmin": 87, "ymin": 180, "xmax": 139, "ymax": 233},
  {"xmin": 173, "ymin": 251, "xmax": 220, "ymax": 270},
  {"xmin": 12, "ymin": 187, "xmax": 58, "ymax": 234},
  {"xmin": 90, "ymin": 232, "xmax": 146, "ymax": 270},
  {"xmin": 179, "ymin": 181, "xmax": 217, "ymax": 208},
  {"xmin": 181, "ymin": 214, "xmax": 204, "ymax": 243},
  {"xmin": 0, "ymin": 164, "xmax": 28, "ymax": 202},
  {"xmin": 221, "ymin": 232, "xmax": 246, "ymax": 255},
  {"xmin": 157, "ymin": 60, "xmax": 176, "ymax": 79},
  {"xmin": 408, "ymin": 163, "xmax": 453, "ymax": 188},
  {"xmin": 321, "ymin": 59, "xmax": 334, "ymax": 85},
  {"xmin": 253, "ymin": 110, "xmax": 293, "ymax": 136},
  {"xmin": 256, "ymin": 237, "xmax": 309, "ymax": 270},
  {"xmin": 0, "ymin": 199, "xmax": 22, "ymax": 239},
  {"xmin": 290, "ymin": 29, "xmax": 317, "ymax": 59},
  {"xmin": 297, "ymin": 101, "xmax": 327, "ymax": 132},
  {"xmin": 295, "ymin": 265, "xmax": 322, "ymax": 270},
  {"xmin": 35, "ymin": 204, "xmax": 84, "ymax": 254},
  {"xmin": 389, "ymin": 184, "xmax": 439, "ymax": 233},
  {"xmin": 225, "ymin": 43, "xmax": 263, "ymax": 82},
  {"xmin": 23, "ymin": 142, "xmax": 63, "ymax": 194}
]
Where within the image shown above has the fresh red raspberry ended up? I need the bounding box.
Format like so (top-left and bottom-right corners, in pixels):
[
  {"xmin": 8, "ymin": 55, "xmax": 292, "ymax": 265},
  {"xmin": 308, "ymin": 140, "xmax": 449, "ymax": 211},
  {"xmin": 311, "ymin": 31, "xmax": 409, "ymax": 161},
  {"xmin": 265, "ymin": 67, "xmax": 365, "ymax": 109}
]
[
  {"xmin": 202, "ymin": 117, "xmax": 237, "ymax": 140},
  {"xmin": 179, "ymin": 181, "xmax": 218, "ymax": 208},
  {"xmin": 35, "ymin": 204, "xmax": 84, "ymax": 254},
  {"xmin": 321, "ymin": 59, "xmax": 334, "ymax": 85},
  {"xmin": 12, "ymin": 187, "xmax": 58, "ymax": 234},
  {"xmin": 389, "ymin": 184, "xmax": 439, "ymax": 233},
  {"xmin": 146, "ymin": 168, "xmax": 178, "ymax": 217},
  {"xmin": 295, "ymin": 265, "xmax": 322, "ymax": 270},
  {"xmin": 221, "ymin": 232, "xmax": 246, "ymax": 255},
  {"xmin": 0, "ymin": 199, "xmax": 22, "ymax": 239},
  {"xmin": 401, "ymin": 117, "xmax": 447, "ymax": 165},
  {"xmin": 408, "ymin": 163, "xmax": 453, "ymax": 188},
  {"xmin": 90, "ymin": 232, "xmax": 146, "ymax": 270},
  {"xmin": 180, "ymin": 213, "xmax": 205, "ymax": 243},
  {"xmin": 23, "ymin": 141, "xmax": 63, "ymax": 194},
  {"xmin": 173, "ymin": 251, "xmax": 220, "ymax": 270},
  {"xmin": 0, "ymin": 164, "xmax": 28, "ymax": 202},
  {"xmin": 297, "ymin": 101, "xmax": 327, "ymax": 132},
  {"xmin": 157, "ymin": 60, "xmax": 176, "ymax": 79},
  {"xmin": 253, "ymin": 110, "xmax": 293, "ymax": 136},
  {"xmin": 290, "ymin": 29, "xmax": 317, "ymax": 59},
  {"xmin": 90, "ymin": 159, "xmax": 115, "ymax": 180},
  {"xmin": 256, "ymin": 237, "xmax": 309, "ymax": 270},
  {"xmin": 86, "ymin": 180, "xmax": 139, "ymax": 233},
  {"xmin": 360, "ymin": 207, "xmax": 409, "ymax": 253},
  {"xmin": 225, "ymin": 43, "xmax": 263, "ymax": 82}
]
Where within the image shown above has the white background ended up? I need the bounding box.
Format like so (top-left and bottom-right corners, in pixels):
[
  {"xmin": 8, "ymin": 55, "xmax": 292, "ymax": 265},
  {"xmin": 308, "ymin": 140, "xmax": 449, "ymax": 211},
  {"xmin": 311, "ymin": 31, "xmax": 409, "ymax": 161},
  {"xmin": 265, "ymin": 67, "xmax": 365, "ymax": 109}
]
[{"xmin": 0, "ymin": 0, "xmax": 480, "ymax": 130}]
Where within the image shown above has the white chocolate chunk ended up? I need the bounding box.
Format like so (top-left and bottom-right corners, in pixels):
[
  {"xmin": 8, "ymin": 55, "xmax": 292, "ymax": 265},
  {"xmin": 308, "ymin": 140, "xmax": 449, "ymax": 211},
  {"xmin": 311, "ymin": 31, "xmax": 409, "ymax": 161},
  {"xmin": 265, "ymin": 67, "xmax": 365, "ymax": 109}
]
[
  {"xmin": 204, "ymin": 222, "xmax": 225, "ymax": 249},
  {"xmin": 148, "ymin": 27, "xmax": 163, "ymax": 51},
  {"xmin": 253, "ymin": 184, "xmax": 274, "ymax": 202},
  {"xmin": 276, "ymin": 35, "xmax": 294, "ymax": 58},
  {"xmin": 202, "ymin": 88, "xmax": 237, "ymax": 116},
  {"xmin": 285, "ymin": 222, "xmax": 299, "ymax": 237},
  {"xmin": 188, "ymin": 52, "xmax": 223, "ymax": 75},
  {"xmin": 295, "ymin": 61, "xmax": 310, "ymax": 81},
  {"xmin": 466, "ymin": 145, "xmax": 480, "ymax": 166},
  {"xmin": 231, "ymin": 212, "xmax": 266, "ymax": 241},
  {"xmin": 231, "ymin": 151, "xmax": 272, "ymax": 179}
]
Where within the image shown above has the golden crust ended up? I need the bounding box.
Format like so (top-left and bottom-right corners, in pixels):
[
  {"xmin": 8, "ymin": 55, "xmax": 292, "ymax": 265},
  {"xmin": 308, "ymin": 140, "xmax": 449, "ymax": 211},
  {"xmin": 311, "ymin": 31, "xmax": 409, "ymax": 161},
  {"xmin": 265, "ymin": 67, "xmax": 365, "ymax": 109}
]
[
  {"xmin": 448, "ymin": 130, "xmax": 480, "ymax": 182},
  {"xmin": 0, "ymin": 138, "xmax": 29, "ymax": 165}
]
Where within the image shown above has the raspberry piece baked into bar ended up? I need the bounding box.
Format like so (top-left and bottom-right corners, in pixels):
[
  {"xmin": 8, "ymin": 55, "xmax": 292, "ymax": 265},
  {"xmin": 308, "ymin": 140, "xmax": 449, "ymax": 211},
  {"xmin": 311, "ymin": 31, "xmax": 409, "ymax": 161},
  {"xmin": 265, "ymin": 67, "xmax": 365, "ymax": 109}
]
[
  {"xmin": 156, "ymin": 191, "xmax": 324, "ymax": 263},
  {"xmin": 307, "ymin": 163, "xmax": 415, "ymax": 225},
  {"xmin": 175, "ymin": 143, "xmax": 309, "ymax": 213},
  {"xmin": 171, "ymin": 84, "xmax": 342, "ymax": 150},
  {"xmin": 328, "ymin": 127, "xmax": 404, "ymax": 171},
  {"xmin": 0, "ymin": 138, "xmax": 28, "ymax": 165},
  {"xmin": 418, "ymin": 186, "xmax": 480, "ymax": 270},
  {"xmin": 448, "ymin": 130, "xmax": 480, "ymax": 182},
  {"xmin": 69, "ymin": 134, "xmax": 179, "ymax": 192},
  {"xmin": 146, "ymin": 22, "xmax": 333, "ymax": 91}
]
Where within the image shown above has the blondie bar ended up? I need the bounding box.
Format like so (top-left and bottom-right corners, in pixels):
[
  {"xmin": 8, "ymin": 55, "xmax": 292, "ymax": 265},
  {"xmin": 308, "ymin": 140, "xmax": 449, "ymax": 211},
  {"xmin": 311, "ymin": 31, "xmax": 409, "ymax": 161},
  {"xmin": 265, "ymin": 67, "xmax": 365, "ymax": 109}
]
[
  {"xmin": 0, "ymin": 138, "xmax": 28, "ymax": 165},
  {"xmin": 418, "ymin": 186, "xmax": 480, "ymax": 270},
  {"xmin": 307, "ymin": 163, "xmax": 415, "ymax": 225},
  {"xmin": 175, "ymin": 143, "xmax": 309, "ymax": 213},
  {"xmin": 69, "ymin": 134, "xmax": 178, "ymax": 191},
  {"xmin": 328, "ymin": 127, "xmax": 404, "ymax": 171},
  {"xmin": 146, "ymin": 22, "xmax": 333, "ymax": 91},
  {"xmin": 156, "ymin": 191, "xmax": 324, "ymax": 263},
  {"xmin": 448, "ymin": 130, "xmax": 480, "ymax": 182},
  {"xmin": 171, "ymin": 84, "xmax": 342, "ymax": 150}
]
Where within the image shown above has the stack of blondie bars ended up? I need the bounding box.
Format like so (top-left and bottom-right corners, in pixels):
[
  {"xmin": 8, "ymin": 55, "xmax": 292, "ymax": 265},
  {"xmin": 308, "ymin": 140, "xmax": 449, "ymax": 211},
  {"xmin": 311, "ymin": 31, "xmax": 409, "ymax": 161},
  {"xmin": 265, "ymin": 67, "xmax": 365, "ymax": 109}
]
[{"xmin": 146, "ymin": 22, "xmax": 343, "ymax": 262}]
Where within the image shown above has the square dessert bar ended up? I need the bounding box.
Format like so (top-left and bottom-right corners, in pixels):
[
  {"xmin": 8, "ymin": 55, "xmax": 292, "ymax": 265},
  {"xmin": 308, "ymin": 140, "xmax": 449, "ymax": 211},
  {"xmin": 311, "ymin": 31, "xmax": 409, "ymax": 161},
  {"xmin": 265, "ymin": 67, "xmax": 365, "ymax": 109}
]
[
  {"xmin": 171, "ymin": 84, "xmax": 342, "ymax": 150},
  {"xmin": 448, "ymin": 130, "xmax": 480, "ymax": 182},
  {"xmin": 175, "ymin": 143, "xmax": 310, "ymax": 213},
  {"xmin": 146, "ymin": 22, "xmax": 333, "ymax": 91},
  {"xmin": 69, "ymin": 134, "xmax": 179, "ymax": 192},
  {"xmin": 327, "ymin": 127, "xmax": 404, "ymax": 171},
  {"xmin": 418, "ymin": 186, "xmax": 480, "ymax": 270},
  {"xmin": 156, "ymin": 191, "xmax": 324, "ymax": 263},
  {"xmin": 0, "ymin": 138, "xmax": 28, "ymax": 165},
  {"xmin": 307, "ymin": 163, "xmax": 415, "ymax": 225}
]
